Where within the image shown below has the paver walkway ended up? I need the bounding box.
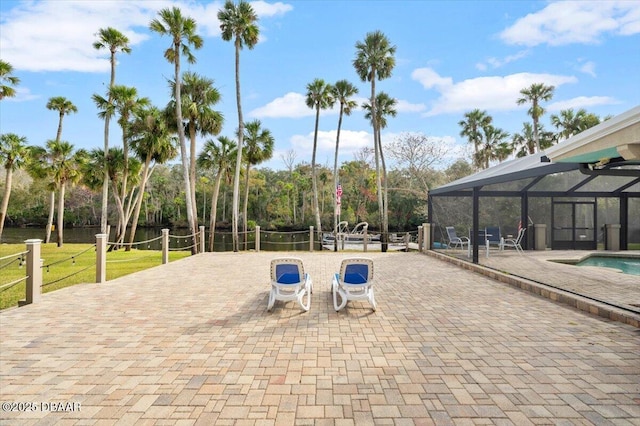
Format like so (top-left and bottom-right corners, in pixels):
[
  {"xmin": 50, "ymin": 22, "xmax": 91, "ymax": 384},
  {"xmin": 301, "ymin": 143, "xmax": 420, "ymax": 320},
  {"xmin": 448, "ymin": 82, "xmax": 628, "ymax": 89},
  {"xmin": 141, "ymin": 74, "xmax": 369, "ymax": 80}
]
[{"xmin": 1, "ymin": 251, "xmax": 639, "ymax": 425}]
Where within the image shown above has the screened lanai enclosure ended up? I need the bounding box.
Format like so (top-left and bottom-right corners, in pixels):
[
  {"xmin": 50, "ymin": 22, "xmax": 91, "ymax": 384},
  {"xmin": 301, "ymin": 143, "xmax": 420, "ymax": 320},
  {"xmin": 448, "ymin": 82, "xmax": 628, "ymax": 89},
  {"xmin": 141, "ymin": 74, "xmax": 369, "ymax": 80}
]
[{"xmin": 428, "ymin": 106, "xmax": 640, "ymax": 264}]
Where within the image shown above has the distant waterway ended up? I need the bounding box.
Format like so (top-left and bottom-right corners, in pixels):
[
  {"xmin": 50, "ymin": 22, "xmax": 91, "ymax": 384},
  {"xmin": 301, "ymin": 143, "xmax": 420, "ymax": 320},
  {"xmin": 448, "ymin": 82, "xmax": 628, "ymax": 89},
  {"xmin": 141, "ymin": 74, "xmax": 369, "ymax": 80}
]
[{"xmin": 1, "ymin": 227, "xmax": 322, "ymax": 252}]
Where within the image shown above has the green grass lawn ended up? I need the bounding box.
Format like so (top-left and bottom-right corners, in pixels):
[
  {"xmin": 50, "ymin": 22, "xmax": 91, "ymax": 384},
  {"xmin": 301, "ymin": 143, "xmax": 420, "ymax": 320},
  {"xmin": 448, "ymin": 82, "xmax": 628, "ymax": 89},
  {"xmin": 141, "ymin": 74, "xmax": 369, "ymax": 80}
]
[{"xmin": 0, "ymin": 243, "xmax": 191, "ymax": 310}]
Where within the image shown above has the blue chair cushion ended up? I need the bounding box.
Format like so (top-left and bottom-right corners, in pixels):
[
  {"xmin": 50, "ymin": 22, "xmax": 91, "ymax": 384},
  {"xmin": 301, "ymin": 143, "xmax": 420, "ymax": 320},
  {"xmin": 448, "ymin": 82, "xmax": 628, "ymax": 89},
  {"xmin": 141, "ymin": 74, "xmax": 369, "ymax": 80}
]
[
  {"xmin": 276, "ymin": 264, "xmax": 300, "ymax": 284},
  {"xmin": 343, "ymin": 264, "xmax": 368, "ymax": 284}
]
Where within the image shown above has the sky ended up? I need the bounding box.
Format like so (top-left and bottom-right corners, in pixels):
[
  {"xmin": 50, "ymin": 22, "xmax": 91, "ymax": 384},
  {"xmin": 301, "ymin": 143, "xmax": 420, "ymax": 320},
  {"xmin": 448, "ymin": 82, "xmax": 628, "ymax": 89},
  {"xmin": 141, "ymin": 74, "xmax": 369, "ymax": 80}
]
[{"xmin": 1, "ymin": 0, "xmax": 639, "ymax": 171}]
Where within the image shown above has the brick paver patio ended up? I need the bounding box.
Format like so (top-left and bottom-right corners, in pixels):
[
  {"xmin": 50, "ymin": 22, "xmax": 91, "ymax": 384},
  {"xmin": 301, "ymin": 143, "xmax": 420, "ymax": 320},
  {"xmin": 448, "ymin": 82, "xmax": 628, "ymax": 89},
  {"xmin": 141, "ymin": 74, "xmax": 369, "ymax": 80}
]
[{"xmin": 1, "ymin": 251, "xmax": 639, "ymax": 425}]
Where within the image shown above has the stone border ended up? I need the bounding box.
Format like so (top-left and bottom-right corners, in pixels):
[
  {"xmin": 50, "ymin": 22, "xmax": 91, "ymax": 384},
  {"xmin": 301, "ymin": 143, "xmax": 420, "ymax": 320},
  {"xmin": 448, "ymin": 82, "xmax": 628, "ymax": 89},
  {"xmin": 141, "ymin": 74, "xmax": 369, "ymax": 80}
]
[{"xmin": 426, "ymin": 250, "xmax": 640, "ymax": 328}]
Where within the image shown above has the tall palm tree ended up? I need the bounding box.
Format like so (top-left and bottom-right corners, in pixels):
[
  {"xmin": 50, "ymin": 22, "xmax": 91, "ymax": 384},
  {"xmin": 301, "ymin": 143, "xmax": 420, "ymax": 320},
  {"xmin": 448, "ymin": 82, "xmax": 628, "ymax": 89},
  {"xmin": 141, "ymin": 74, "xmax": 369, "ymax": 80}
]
[
  {"xmin": 168, "ymin": 72, "xmax": 224, "ymax": 225},
  {"xmin": 95, "ymin": 85, "xmax": 149, "ymax": 244},
  {"xmin": 241, "ymin": 120, "xmax": 274, "ymax": 248},
  {"xmin": 197, "ymin": 136, "xmax": 237, "ymax": 250},
  {"xmin": 150, "ymin": 6, "xmax": 203, "ymax": 253},
  {"xmin": 305, "ymin": 78, "xmax": 334, "ymax": 236},
  {"xmin": 353, "ymin": 30, "xmax": 396, "ymax": 251},
  {"xmin": 512, "ymin": 122, "xmax": 557, "ymax": 157},
  {"xmin": 45, "ymin": 140, "xmax": 86, "ymax": 247},
  {"xmin": 127, "ymin": 106, "xmax": 178, "ymax": 248},
  {"xmin": 517, "ymin": 83, "xmax": 554, "ymax": 153},
  {"xmin": 364, "ymin": 91, "xmax": 397, "ymax": 242},
  {"xmin": 46, "ymin": 97, "xmax": 78, "ymax": 143},
  {"xmin": 0, "ymin": 133, "xmax": 29, "ymax": 238},
  {"xmin": 551, "ymin": 108, "xmax": 602, "ymax": 141},
  {"xmin": 93, "ymin": 27, "xmax": 131, "ymax": 236},
  {"xmin": 331, "ymin": 80, "xmax": 358, "ymax": 250},
  {"xmin": 459, "ymin": 109, "xmax": 492, "ymax": 169},
  {"xmin": 218, "ymin": 0, "xmax": 259, "ymax": 252},
  {"xmin": 0, "ymin": 60, "xmax": 20, "ymax": 100},
  {"xmin": 476, "ymin": 125, "xmax": 510, "ymax": 169},
  {"xmin": 45, "ymin": 96, "xmax": 77, "ymax": 243}
]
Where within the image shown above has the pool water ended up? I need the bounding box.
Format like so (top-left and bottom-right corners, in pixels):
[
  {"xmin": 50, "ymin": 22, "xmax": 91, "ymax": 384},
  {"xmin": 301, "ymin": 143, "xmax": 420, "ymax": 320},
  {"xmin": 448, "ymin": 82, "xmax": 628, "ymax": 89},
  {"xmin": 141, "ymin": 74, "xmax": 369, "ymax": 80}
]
[{"xmin": 577, "ymin": 256, "xmax": 640, "ymax": 276}]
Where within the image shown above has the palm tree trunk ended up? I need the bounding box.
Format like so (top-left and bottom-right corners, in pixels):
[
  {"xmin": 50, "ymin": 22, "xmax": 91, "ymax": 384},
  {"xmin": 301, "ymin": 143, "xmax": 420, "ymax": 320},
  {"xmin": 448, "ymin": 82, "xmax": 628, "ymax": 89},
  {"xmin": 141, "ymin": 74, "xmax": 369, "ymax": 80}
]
[
  {"xmin": 232, "ymin": 38, "xmax": 244, "ymax": 252},
  {"xmin": 174, "ymin": 47, "xmax": 197, "ymax": 254},
  {"xmin": 45, "ymin": 191, "xmax": 55, "ymax": 243},
  {"xmin": 101, "ymin": 117, "xmax": 110, "ymax": 235},
  {"xmin": 56, "ymin": 183, "xmax": 65, "ymax": 247},
  {"xmin": 189, "ymin": 123, "xmax": 198, "ymax": 229},
  {"xmin": 208, "ymin": 172, "xmax": 223, "ymax": 251},
  {"xmin": 0, "ymin": 168, "xmax": 13, "ymax": 239},
  {"xmin": 127, "ymin": 157, "xmax": 151, "ymax": 249},
  {"xmin": 370, "ymin": 75, "xmax": 386, "ymax": 252},
  {"xmin": 311, "ymin": 106, "xmax": 322, "ymax": 236},
  {"xmin": 333, "ymin": 107, "xmax": 344, "ymax": 252},
  {"xmin": 379, "ymin": 128, "xmax": 389, "ymax": 247},
  {"xmin": 243, "ymin": 164, "xmax": 251, "ymax": 250}
]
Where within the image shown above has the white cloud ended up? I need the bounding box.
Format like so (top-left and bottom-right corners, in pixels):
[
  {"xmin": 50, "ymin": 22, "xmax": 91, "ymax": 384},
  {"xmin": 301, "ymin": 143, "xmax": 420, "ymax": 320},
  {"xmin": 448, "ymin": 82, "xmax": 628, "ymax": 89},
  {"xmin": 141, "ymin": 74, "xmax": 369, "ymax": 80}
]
[
  {"xmin": 547, "ymin": 96, "xmax": 619, "ymax": 112},
  {"xmin": 249, "ymin": 92, "xmax": 314, "ymax": 118},
  {"xmin": 411, "ymin": 68, "xmax": 452, "ymax": 90},
  {"xmin": 250, "ymin": 1, "xmax": 293, "ymax": 17},
  {"xmin": 476, "ymin": 50, "xmax": 529, "ymax": 70},
  {"xmin": 500, "ymin": 1, "xmax": 640, "ymax": 46},
  {"xmin": 0, "ymin": 0, "xmax": 161, "ymax": 72},
  {"xmin": 395, "ymin": 100, "xmax": 426, "ymax": 113},
  {"xmin": 412, "ymin": 68, "xmax": 578, "ymax": 116},
  {"xmin": 290, "ymin": 130, "xmax": 372, "ymax": 156},
  {"xmin": 0, "ymin": 0, "xmax": 293, "ymax": 73},
  {"xmin": 578, "ymin": 61, "xmax": 597, "ymax": 77}
]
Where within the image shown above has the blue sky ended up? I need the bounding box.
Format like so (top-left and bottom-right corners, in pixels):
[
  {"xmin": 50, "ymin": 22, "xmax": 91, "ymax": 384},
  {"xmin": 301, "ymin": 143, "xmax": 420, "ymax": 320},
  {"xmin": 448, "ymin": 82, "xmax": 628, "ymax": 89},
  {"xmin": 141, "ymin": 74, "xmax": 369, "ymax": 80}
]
[{"xmin": 1, "ymin": 0, "xmax": 639, "ymax": 170}]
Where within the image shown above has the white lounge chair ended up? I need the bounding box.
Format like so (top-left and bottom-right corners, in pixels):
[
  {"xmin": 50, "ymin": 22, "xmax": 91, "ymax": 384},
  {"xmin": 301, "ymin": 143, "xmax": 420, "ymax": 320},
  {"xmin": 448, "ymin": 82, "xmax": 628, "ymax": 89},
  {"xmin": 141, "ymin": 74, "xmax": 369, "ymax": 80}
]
[
  {"xmin": 446, "ymin": 226, "xmax": 469, "ymax": 250},
  {"xmin": 332, "ymin": 257, "xmax": 376, "ymax": 312},
  {"xmin": 268, "ymin": 257, "xmax": 312, "ymax": 312},
  {"xmin": 502, "ymin": 228, "xmax": 526, "ymax": 254}
]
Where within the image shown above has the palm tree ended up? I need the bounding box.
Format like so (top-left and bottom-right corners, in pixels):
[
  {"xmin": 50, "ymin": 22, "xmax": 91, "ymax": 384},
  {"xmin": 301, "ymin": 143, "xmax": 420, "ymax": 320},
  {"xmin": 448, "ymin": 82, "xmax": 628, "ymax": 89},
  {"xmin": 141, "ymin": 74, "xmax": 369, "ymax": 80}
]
[
  {"xmin": 95, "ymin": 85, "xmax": 149, "ymax": 244},
  {"xmin": 168, "ymin": 72, "xmax": 224, "ymax": 225},
  {"xmin": 476, "ymin": 125, "xmax": 510, "ymax": 169},
  {"xmin": 45, "ymin": 96, "xmax": 77, "ymax": 243},
  {"xmin": 127, "ymin": 106, "xmax": 178, "ymax": 248},
  {"xmin": 150, "ymin": 6, "xmax": 203, "ymax": 253},
  {"xmin": 364, "ymin": 91, "xmax": 397, "ymax": 238},
  {"xmin": 512, "ymin": 122, "xmax": 557, "ymax": 157},
  {"xmin": 46, "ymin": 97, "xmax": 78, "ymax": 143},
  {"xmin": 93, "ymin": 27, "xmax": 131, "ymax": 235},
  {"xmin": 0, "ymin": 133, "xmax": 29, "ymax": 238},
  {"xmin": 517, "ymin": 83, "xmax": 554, "ymax": 153},
  {"xmin": 197, "ymin": 136, "xmax": 237, "ymax": 250},
  {"xmin": 459, "ymin": 109, "xmax": 492, "ymax": 169},
  {"xmin": 331, "ymin": 80, "xmax": 358, "ymax": 250},
  {"xmin": 218, "ymin": 0, "xmax": 259, "ymax": 252},
  {"xmin": 241, "ymin": 120, "xmax": 274, "ymax": 249},
  {"xmin": 353, "ymin": 30, "xmax": 396, "ymax": 252},
  {"xmin": 46, "ymin": 140, "xmax": 86, "ymax": 247},
  {"xmin": 0, "ymin": 60, "xmax": 20, "ymax": 100},
  {"xmin": 305, "ymin": 78, "xmax": 334, "ymax": 236},
  {"xmin": 551, "ymin": 108, "xmax": 602, "ymax": 141}
]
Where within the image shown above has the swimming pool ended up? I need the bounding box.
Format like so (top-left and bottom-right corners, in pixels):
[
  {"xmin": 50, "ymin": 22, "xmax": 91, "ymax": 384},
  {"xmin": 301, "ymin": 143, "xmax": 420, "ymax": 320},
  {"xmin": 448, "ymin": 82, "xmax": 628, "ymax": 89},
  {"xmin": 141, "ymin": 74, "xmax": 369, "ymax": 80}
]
[{"xmin": 576, "ymin": 256, "xmax": 640, "ymax": 276}]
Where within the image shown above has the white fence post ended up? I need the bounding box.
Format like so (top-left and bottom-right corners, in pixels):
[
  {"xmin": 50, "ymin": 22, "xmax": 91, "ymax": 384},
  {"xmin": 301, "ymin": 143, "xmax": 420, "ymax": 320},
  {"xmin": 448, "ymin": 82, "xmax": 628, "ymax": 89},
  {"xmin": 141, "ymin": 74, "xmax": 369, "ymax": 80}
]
[
  {"xmin": 162, "ymin": 229, "xmax": 169, "ymax": 264},
  {"xmin": 417, "ymin": 226, "xmax": 423, "ymax": 252},
  {"xmin": 199, "ymin": 226, "xmax": 205, "ymax": 254},
  {"xmin": 24, "ymin": 239, "xmax": 42, "ymax": 305},
  {"xmin": 96, "ymin": 234, "xmax": 107, "ymax": 283},
  {"xmin": 310, "ymin": 226, "xmax": 314, "ymax": 252},
  {"xmin": 363, "ymin": 225, "xmax": 368, "ymax": 252},
  {"xmin": 255, "ymin": 226, "xmax": 260, "ymax": 252}
]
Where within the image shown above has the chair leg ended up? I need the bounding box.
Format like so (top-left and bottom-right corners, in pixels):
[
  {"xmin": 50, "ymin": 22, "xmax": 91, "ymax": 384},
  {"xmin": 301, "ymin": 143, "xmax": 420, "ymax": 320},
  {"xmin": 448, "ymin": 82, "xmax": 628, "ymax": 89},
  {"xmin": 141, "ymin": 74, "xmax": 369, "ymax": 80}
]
[
  {"xmin": 267, "ymin": 289, "xmax": 275, "ymax": 312},
  {"xmin": 369, "ymin": 289, "xmax": 376, "ymax": 312},
  {"xmin": 298, "ymin": 287, "xmax": 310, "ymax": 312}
]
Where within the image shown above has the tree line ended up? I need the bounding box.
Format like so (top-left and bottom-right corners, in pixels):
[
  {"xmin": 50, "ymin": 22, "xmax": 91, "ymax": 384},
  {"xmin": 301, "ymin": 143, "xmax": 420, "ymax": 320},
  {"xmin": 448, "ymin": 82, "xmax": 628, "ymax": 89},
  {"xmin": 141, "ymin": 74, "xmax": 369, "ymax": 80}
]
[{"xmin": 0, "ymin": 2, "xmax": 609, "ymax": 250}]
